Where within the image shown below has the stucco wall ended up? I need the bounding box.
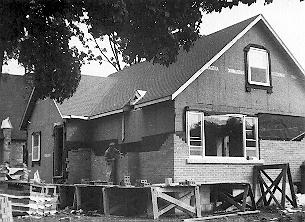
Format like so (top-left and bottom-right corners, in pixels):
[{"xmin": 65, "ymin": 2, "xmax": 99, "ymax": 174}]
[{"xmin": 27, "ymin": 99, "xmax": 63, "ymax": 183}]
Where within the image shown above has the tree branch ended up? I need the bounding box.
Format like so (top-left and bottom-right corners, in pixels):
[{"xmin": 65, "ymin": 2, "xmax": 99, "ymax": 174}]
[
  {"xmin": 89, "ymin": 33, "xmax": 119, "ymax": 71},
  {"xmin": 109, "ymin": 34, "xmax": 121, "ymax": 70}
]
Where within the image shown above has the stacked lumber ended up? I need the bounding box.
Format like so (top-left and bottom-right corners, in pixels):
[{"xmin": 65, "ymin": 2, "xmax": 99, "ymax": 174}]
[
  {"xmin": 0, "ymin": 181, "xmax": 31, "ymax": 216},
  {"xmin": 0, "ymin": 195, "xmax": 13, "ymax": 222},
  {"xmin": 29, "ymin": 184, "xmax": 58, "ymax": 216}
]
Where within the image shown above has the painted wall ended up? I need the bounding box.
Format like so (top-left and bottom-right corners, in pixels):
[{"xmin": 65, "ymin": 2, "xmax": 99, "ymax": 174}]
[
  {"xmin": 91, "ymin": 101, "xmax": 175, "ymax": 146},
  {"xmin": 175, "ymin": 22, "xmax": 305, "ymax": 133},
  {"xmin": 27, "ymin": 99, "xmax": 63, "ymax": 183}
]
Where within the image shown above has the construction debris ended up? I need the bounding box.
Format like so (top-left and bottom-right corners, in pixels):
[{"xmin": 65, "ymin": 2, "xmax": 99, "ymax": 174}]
[
  {"xmin": 28, "ymin": 184, "xmax": 58, "ymax": 216},
  {"xmin": 0, "ymin": 195, "xmax": 13, "ymax": 222}
]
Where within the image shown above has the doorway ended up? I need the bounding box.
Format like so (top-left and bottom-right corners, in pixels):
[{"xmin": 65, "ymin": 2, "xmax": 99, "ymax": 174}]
[{"xmin": 53, "ymin": 125, "xmax": 66, "ymax": 182}]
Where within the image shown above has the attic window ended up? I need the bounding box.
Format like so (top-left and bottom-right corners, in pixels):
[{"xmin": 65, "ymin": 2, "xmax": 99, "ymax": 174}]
[{"xmin": 244, "ymin": 45, "xmax": 272, "ymax": 93}]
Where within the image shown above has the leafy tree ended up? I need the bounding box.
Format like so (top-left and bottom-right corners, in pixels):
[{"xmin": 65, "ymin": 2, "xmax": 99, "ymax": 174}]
[{"xmin": 0, "ymin": 0, "xmax": 302, "ymax": 103}]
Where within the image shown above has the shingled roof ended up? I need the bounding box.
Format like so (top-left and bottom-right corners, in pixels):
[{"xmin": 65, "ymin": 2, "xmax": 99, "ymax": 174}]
[
  {"xmin": 57, "ymin": 15, "xmax": 260, "ymax": 117},
  {"xmin": 0, "ymin": 74, "xmax": 32, "ymax": 140}
]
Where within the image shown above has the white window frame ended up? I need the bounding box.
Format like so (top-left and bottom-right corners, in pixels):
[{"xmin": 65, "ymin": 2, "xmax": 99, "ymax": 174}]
[
  {"xmin": 186, "ymin": 111, "xmax": 204, "ymax": 157},
  {"xmin": 243, "ymin": 117, "xmax": 259, "ymax": 160},
  {"xmin": 247, "ymin": 47, "xmax": 270, "ymax": 86},
  {"xmin": 32, "ymin": 132, "xmax": 41, "ymax": 162},
  {"xmin": 186, "ymin": 111, "xmax": 259, "ymax": 160}
]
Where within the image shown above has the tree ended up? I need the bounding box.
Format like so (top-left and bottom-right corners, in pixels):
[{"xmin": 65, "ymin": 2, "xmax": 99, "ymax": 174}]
[{"xmin": 0, "ymin": 0, "xmax": 302, "ymax": 103}]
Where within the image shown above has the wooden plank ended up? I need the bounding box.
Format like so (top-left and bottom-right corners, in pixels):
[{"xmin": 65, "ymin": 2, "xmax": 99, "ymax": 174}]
[
  {"xmin": 215, "ymin": 192, "xmax": 244, "ymax": 211},
  {"xmin": 74, "ymin": 186, "xmax": 81, "ymax": 210},
  {"xmin": 259, "ymin": 174, "xmax": 282, "ymax": 208},
  {"xmin": 194, "ymin": 186, "xmax": 201, "ymax": 217},
  {"xmin": 218, "ymin": 192, "xmax": 243, "ymax": 211},
  {"xmin": 158, "ymin": 191, "xmax": 193, "ymax": 217},
  {"xmin": 281, "ymin": 166, "xmax": 287, "ymax": 208},
  {"xmin": 158, "ymin": 192, "xmax": 196, "ymax": 214},
  {"xmin": 150, "ymin": 187, "xmax": 159, "ymax": 219},
  {"xmin": 287, "ymin": 165, "xmax": 297, "ymax": 207},
  {"xmin": 102, "ymin": 188, "xmax": 110, "ymax": 216},
  {"xmin": 247, "ymin": 185, "xmax": 256, "ymax": 210},
  {"xmin": 265, "ymin": 171, "xmax": 283, "ymax": 206},
  {"xmin": 157, "ymin": 186, "xmax": 195, "ymax": 193},
  {"xmin": 241, "ymin": 185, "xmax": 249, "ymax": 211},
  {"xmin": 255, "ymin": 164, "xmax": 287, "ymax": 170}
]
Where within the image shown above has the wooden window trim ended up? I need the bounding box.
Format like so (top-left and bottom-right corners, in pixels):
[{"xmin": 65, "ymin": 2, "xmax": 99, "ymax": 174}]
[
  {"xmin": 32, "ymin": 132, "xmax": 41, "ymax": 163},
  {"xmin": 186, "ymin": 111, "xmax": 260, "ymax": 160},
  {"xmin": 244, "ymin": 44, "xmax": 272, "ymax": 93}
]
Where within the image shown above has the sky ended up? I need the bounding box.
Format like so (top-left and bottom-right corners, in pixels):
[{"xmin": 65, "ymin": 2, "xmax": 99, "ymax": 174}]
[{"xmin": 3, "ymin": 0, "xmax": 305, "ymax": 77}]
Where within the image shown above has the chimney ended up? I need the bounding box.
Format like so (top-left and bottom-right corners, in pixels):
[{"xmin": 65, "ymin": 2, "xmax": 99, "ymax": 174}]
[{"xmin": 1, "ymin": 117, "xmax": 13, "ymax": 164}]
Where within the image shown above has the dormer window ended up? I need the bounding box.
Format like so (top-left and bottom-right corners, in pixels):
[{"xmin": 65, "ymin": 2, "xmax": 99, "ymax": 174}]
[{"xmin": 244, "ymin": 44, "xmax": 272, "ymax": 93}]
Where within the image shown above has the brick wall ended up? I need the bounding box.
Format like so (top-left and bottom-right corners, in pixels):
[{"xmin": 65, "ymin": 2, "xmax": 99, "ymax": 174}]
[
  {"xmin": 91, "ymin": 152, "xmax": 129, "ymax": 183},
  {"xmin": 137, "ymin": 134, "xmax": 174, "ymax": 184},
  {"xmin": 173, "ymin": 134, "xmax": 255, "ymax": 184},
  {"xmin": 90, "ymin": 134, "xmax": 175, "ymax": 184},
  {"xmin": 67, "ymin": 149, "xmax": 91, "ymax": 184},
  {"xmin": 260, "ymin": 139, "xmax": 305, "ymax": 182}
]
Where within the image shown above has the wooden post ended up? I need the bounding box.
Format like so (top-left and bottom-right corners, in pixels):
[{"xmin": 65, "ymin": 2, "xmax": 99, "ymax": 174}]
[
  {"xmin": 75, "ymin": 186, "xmax": 81, "ymax": 210},
  {"xmin": 287, "ymin": 165, "xmax": 297, "ymax": 207},
  {"xmin": 150, "ymin": 187, "xmax": 159, "ymax": 219},
  {"xmin": 102, "ymin": 187, "xmax": 110, "ymax": 216},
  {"xmin": 281, "ymin": 165, "xmax": 287, "ymax": 209},
  {"xmin": 194, "ymin": 186, "xmax": 201, "ymax": 217}
]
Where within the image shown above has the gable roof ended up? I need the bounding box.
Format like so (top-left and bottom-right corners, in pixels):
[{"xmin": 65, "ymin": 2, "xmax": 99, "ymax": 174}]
[
  {"xmin": 21, "ymin": 14, "xmax": 305, "ymax": 125},
  {"xmin": 0, "ymin": 74, "xmax": 32, "ymax": 139},
  {"xmin": 59, "ymin": 15, "xmax": 261, "ymax": 117}
]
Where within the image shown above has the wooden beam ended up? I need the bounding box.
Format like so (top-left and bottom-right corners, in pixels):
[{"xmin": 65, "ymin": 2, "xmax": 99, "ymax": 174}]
[
  {"xmin": 218, "ymin": 192, "xmax": 243, "ymax": 211},
  {"xmin": 74, "ymin": 186, "xmax": 81, "ymax": 210},
  {"xmin": 158, "ymin": 192, "xmax": 196, "ymax": 214},
  {"xmin": 259, "ymin": 174, "xmax": 282, "ymax": 208},
  {"xmin": 242, "ymin": 185, "xmax": 249, "ymax": 211},
  {"xmin": 194, "ymin": 186, "xmax": 201, "ymax": 217},
  {"xmin": 287, "ymin": 166, "xmax": 297, "ymax": 207},
  {"xmin": 158, "ymin": 191, "xmax": 193, "ymax": 217},
  {"xmin": 150, "ymin": 187, "xmax": 159, "ymax": 219},
  {"xmin": 281, "ymin": 167, "xmax": 287, "ymax": 208},
  {"xmin": 102, "ymin": 188, "xmax": 110, "ymax": 216}
]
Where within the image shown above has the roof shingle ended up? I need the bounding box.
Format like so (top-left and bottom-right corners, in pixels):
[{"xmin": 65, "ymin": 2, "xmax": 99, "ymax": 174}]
[{"xmin": 58, "ymin": 15, "xmax": 259, "ymax": 117}]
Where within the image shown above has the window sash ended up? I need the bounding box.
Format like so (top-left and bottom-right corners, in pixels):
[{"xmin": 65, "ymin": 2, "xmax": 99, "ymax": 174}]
[
  {"xmin": 247, "ymin": 47, "xmax": 270, "ymax": 86},
  {"xmin": 187, "ymin": 111, "xmax": 204, "ymax": 156},
  {"xmin": 32, "ymin": 133, "xmax": 41, "ymax": 161},
  {"xmin": 186, "ymin": 112, "xmax": 259, "ymax": 159}
]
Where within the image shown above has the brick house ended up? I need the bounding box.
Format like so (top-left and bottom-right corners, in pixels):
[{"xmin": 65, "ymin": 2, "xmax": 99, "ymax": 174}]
[
  {"xmin": 0, "ymin": 74, "xmax": 32, "ymax": 166},
  {"xmin": 21, "ymin": 14, "xmax": 305, "ymax": 193}
]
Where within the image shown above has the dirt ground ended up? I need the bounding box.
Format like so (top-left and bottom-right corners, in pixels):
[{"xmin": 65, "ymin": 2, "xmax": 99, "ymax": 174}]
[{"xmin": 13, "ymin": 207, "xmax": 305, "ymax": 222}]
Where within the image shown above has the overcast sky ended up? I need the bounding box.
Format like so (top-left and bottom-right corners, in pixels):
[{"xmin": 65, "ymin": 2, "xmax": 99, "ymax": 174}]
[{"xmin": 3, "ymin": 0, "xmax": 305, "ymax": 77}]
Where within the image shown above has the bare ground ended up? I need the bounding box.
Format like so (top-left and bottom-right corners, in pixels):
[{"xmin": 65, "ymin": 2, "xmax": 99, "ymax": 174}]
[{"xmin": 13, "ymin": 207, "xmax": 305, "ymax": 222}]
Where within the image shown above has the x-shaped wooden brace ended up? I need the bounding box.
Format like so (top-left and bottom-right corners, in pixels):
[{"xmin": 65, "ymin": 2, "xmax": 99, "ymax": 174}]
[
  {"xmin": 255, "ymin": 164, "xmax": 297, "ymax": 209},
  {"xmin": 215, "ymin": 184, "xmax": 256, "ymax": 212},
  {"xmin": 150, "ymin": 186, "xmax": 201, "ymax": 219}
]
